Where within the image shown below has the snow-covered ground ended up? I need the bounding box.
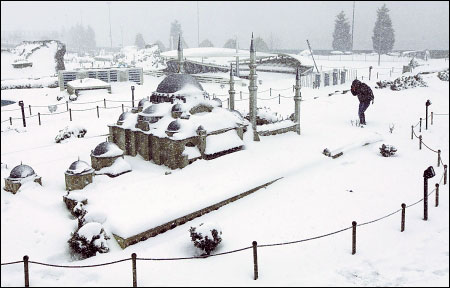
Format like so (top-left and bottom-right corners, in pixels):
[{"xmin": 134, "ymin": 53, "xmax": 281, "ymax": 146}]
[{"xmin": 1, "ymin": 56, "xmax": 449, "ymax": 286}]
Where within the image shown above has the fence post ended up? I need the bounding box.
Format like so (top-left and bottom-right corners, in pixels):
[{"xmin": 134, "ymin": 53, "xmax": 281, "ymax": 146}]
[
  {"xmin": 292, "ymin": 84, "xmax": 294, "ymax": 92},
  {"xmin": 19, "ymin": 100, "xmax": 26, "ymax": 127},
  {"xmin": 131, "ymin": 86, "xmax": 135, "ymax": 108},
  {"xmin": 435, "ymin": 183, "xmax": 439, "ymax": 207},
  {"xmin": 104, "ymin": 98, "xmax": 106, "ymax": 108},
  {"xmin": 377, "ymin": 72, "xmax": 379, "ymax": 79},
  {"xmin": 29, "ymin": 105, "xmax": 32, "ymax": 116},
  {"xmin": 23, "ymin": 255, "xmax": 29, "ymax": 287},
  {"xmin": 419, "ymin": 135, "xmax": 422, "ymax": 150},
  {"xmin": 97, "ymin": 106, "xmax": 99, "ymax": 118},
  {"xmin": 270, "ymin": 88, "xmax": 272, "ymax": 97},
  {"xmin": 240, "ymin": 91, "xmax": 242, "ymax": 100},
  {"xmin": 69, "ymin": 108, "xmax": 72, "ymax": 121},
  {"xmin": 9, "ymin": 117, "xmax": 12, "ymax": 125},
  {"xmin": 122, "ymin": 104, "xmax": 124, "ymax": 113},
  {"xmin": 444, "ymin": 165, "xmax": 447, "ymax": 185},
  {"xmin": 227, "ymin": 98, "xmax": 230, "ymax": 109},
  {"xmin": 424, "ymin": 177, "xmax": 428, "ymax": 221},
  {"xmin": 419, "ymin": 118, "xmax": 422, "ymax": 132},
  {"xmin": 411, "ymin": 125, "xmax": 414, "ymax": 140},
  {"xmin": 278, "ymin": 94, "xmax": 280, "ymax": 104},
  {"xmin": 352, "ymin": 221, "xmax": 357, "ymax": 255},
  {"xmin": 437, "ymin": 150, "xmax": 441, "ymax": 167},
  {"xmin": 132, "ymin": 253, "xmax": 137, "ymax": 287},
  {"xmin": 431, "ymin": 112, "xmax": 433, "ymax": 125},
  {"xmin": 66, "ymin": 101, "xmax": 69, "ymax": 111},
  {"xmin": 401, "ymin": 203, "xmax": 406, "ymax": 232},
  {"xmin": 252, "ymin": 241, "xmax": 258, "ymax": 280},
  {"xmin": 38, "ymin": 112, "xmax": 41, "ymax": 125}
]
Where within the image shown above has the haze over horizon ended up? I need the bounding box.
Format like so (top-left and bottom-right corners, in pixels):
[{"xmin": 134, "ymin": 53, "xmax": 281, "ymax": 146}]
[{"xmin": 1, "ymin": 1, "xmax": 449, "ymax": 51}]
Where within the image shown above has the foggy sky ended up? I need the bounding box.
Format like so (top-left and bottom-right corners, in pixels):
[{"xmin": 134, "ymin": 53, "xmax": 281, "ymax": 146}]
[{"xmin": 1, "ymin": 1, "xmax": 449, "ymax": 50}]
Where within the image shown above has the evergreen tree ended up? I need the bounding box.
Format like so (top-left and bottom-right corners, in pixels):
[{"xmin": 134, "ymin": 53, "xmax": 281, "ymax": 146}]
[
  {"xmin": 372, "ymin": 4, "xmax": 395, "ymax": 65},
  {"xmin": 152, "ymin": 40, "xmax": 167, "ymax": 52},
  {"xmin": 199, "ymin": 39, "xmax": 214, "ymax": 47},
  {"xmin": 253, "ymin": 36, "xmax": 269, "ymax": 52},
  {"xmin": 223, "ymin": 38, "xmax": 236, "ymax": 49},
  {"xmin": 135, "ymin": 33, "xmax": 146, "ymax": 49},
  {"xmin": 170, "ymin": 20, "xmax": 188, "ymax": 49},
  {"xmin": 332, "ymin": 11, "xmax": 352, "ymax": 51}
]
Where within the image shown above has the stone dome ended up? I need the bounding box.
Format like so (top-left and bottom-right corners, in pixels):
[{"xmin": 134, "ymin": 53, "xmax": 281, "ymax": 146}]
[
  {"xmin": 156, "ymin": 74, "xmax": 203, "ymax": 94},
  {"xmin": 167, "ymin": 120, "xmax": 181, "ymax": 132},
  {"xmin": 92, "ymin": 142, "xmax": 123, "ymax": 157},
  {"xmin": 118, "ymin": 112, "xmax": 131, "ymax": 122},
  {"xmin": 141, "ymin": 105, "xmax": 157, "ymax": 115},
  {"xmin": 171, "ymin": 103, "xmax": 183, "ymax": 113},
  {"xmin": 9, "ymin": 164, "xmax": 36, "ymax": 179},
  {"xmin": 66, "ymin": 160, "xmax": 93, "ymax": 175},
  {"xmin": 138, "ymin": 98, "xmax": 150, "ymax": 108}
]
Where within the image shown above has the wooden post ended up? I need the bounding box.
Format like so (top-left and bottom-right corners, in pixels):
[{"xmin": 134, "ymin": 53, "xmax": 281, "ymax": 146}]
[
  {"xmin": 29, "ymin": 105, "xmax": 32, "ymax": 115},
  {"xmin": 377, "ymin": 72, "xmax": 379, "ymax": 79},
  {"xmin": 419, "ymin": 118, "xmax": 422, "ymax": 132},
  {"xmin": 270, "ymin": 88, "xmax": 272, "ymax": 96},
  {"xmin": 352, "ymin": 221, "xmax": 357, "ymax": 255},
  {"xmin": 9, "ymin": 117, "xmax": 12, "ymax": 125},
  {"xmin": 278, "ymin": 94, "xmax": 280, "ymax": 104},
  {"xmin": 38, "ymin": 112, "xmax": 41, "ymax": 125},
  {"xmin": 97, "ymin": 106, "xmax": 99, "ymax": 118},
  {"xmin": 69, "ymin": 108, "xmax": 72, "ymax": 121},
  {"xmin": 435, "ymin": 183, "xmax": 439, "ymax": 207},
  {"xmin": 411, "ymin": 125, "xmax": 414, "ymax": 140},
  {"xmin": 438, "ymin": 150, "xmax": 441, "ymax": 167},
  {"xmin": 227, "ymin": 98, "xmax": 230, "ymax": 109},
  {"xmin": 66, "ymin": 101, "xmax": 69, "ymax": 111},
  {"xmin": 131, "ymin": 86, "xmax": 135, "ymax": 108},
  {"xmin": 252, "ymin": 241, "xmax": 258, "ymax": 280},
  {"xmin": 23, "ymin": 255, "xmax": 29, "ymax": 287},
  {"xmin": 431, "ymin": 112, "xmax": 433, "ymax": 125},
  {"xmin": 104, "ymin": 98, "xmax": 106, "ymax": 108},
  {"xmin": 424, "ymin": 177, "xmax": 428, "ymax": 221},
  {"xmin": 444, "ymin": 165, "xmax": 447, "ymax": 185},
  {"xmin": 240, "ymin": 91, "xmax": 242, "ymax": 100},
  {"xmin": 419, "ymin": 135, "xmax": 422, "ymax": 150},
  {"xmin": 401, "ymin": 203, "xmax": 406, "ymax": 232},
  {"xmin": 122, "ymin": 104, "xmax": 124, "ymax": 113},
  {"xmin": 19, "ymin": 101, "xmax": 26, "ymax": 127},
  {"xmin": 292, "ymin": 84, "xmax": 294, "ymax": 92},
  {"xmin": 132, "ymin": 253, "xmax": 137, "ymax": 287}
]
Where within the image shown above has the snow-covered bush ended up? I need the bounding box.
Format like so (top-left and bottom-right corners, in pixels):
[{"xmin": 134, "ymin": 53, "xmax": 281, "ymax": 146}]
[
  {"xmin": 189, "ymin": 223, "xmax": 222, "ymax": 255},
  {"xmin": 409, "ymin": 58, "xmax": 419, "ymax": 69},
  {"xmin": 55, "ymin": 125, "xmax": 87, "ymax": 143},
  {"xmin": 376, "ymin": 74, "xmax": 427, "ymax": 91},
  {"xmin": 68, "ymin": 222, "xmax": 110, "ymax": 259},
  {"xmin": 245, "ymin": 107, "xmax": 283, "ymax": 125},
  {"xmin": 437, "ymin": 69, "xmax": 449, "ymax": 81},
  {"xmin": 379, "ymin": 144, "xmax": 397, "ymax": 157}
]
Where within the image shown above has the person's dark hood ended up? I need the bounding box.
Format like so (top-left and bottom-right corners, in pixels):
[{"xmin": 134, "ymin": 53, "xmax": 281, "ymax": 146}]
[{"xmin": 351, "ymin": 79, "xmax": 361, "ymax": 95}]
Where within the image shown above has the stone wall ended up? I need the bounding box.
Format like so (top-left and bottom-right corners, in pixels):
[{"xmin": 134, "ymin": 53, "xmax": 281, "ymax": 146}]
[
  {"xmin": 113, "ymin": 177, "xmax": 283, "ymax": 248},
  {"xmin": 4, "ymin": 177, "xmax": 42, "ymax": 194},
  {"xmin": 91, "ymin": 155, "xmax": 122, "ymax": 171},
  {"xmin": 257, "ymin": 124, "xmax": 298, "ymax": 136},
  {"xmin": 65, "ymin": 172, "xmax": 94, "ymax": 191}
]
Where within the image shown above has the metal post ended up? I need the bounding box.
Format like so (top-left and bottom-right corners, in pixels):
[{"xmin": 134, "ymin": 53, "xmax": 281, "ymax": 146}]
[
  {"xmin": 66, "ymin": 101, "xmax": 69, "ymax": 111},
  {"xmin": 240, "ymin": 91, "xmax": 242, "ymax": 100},
  {"xmin": 19, "ymin": 101, "xmax": 26, "ymax": 127},
  {"xmin": 411, "ymin": 125, "xmax": 414, "ymax": 140},
  {"xmin": 444, "ymin": 165, "xmax": 447, "ymax": 185},
  {"xmin": 419, "ymin": 135, "xmax": 422, "ymax": 150},
  {"xmin": 104, "ymin": 98, "xmax": 106, "ymax": 108},
  {"xmin": 292, "ymin": 84, "xmax": 294, "ymax": 92},
  {"xmin": 29, "ymin": 105, "xmax": 32, "ymax": 115},
  {"xmin": 426, "ymin": 104, "xmax": 429, "ymax": 130},
  {"xmin": 369, "ymin": 66, "xmax": 372, "ymax": 80},
  {"xmin": 435, "ymin": 183, "xmax": 439, "ymax": 207},
  {"xmin": 352, "ymin": 221, "xmax": 357, "ymax": 255},
  {"xmin": 270, "ymin": 88, "xmax": 272, "ymax": 96},
  {"xmin": 419, "ymin": 118, "xmax": 422, "ymax": 132},
  {"xmin": 132, "ymin": 253, "xmax": 137, "ymax": 287},
  {"xmin": 38, "ymin": 112, "xmax": 41, "ymax": 125},
  {"xmin": 438, "ymin": 150, "xmax": 441, "ymax": 167},
  {"xmin": 227, "ymin": 98, "xmax": 230, "ymax": 109},
  {"xmin": 131, "ymin": 86, "xmax": 135, "ymax": 108},
  {"xmin": 69, "ymin": 108, "xmax": 72, "ymax": 121},
  {"xmin": 377, "ymin": 72, "xmax": 378, "ymax": 79},
  {"xmin": 122, "ymin": 104, "xmax": 124, "ymax": 113},
  {"xmin": 431, "ymin": 112, "xmax": 433, "ymax": 125},
  {"xmin": 9, "ymin": 117, "xmax": 12, "ymax": 125},
  {"xmin": 401, "ymin": 203, "xmax": 406, "ymax": 232},
  {"xmin": 96, "ymin": 106, "xmax": 99, "ymax": 118},
  {"xmin": 23, "ymin": 255, "xmax": 29, "ymax": 287},
  {"xmin": 278, "ymin": 94, "xmax": 280, "ymax": 104},
  {"xmin": 424, "ymin": 177, "xmax": 428, "ymax": 221},
  {"xmin": 252, "ymin": 241, "xmax": 258, "ymax": 280}
]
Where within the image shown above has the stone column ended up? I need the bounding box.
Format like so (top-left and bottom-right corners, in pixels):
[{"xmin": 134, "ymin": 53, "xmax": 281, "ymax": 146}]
[
  {"xmin": 294, "ymin": 68, "xmax": 302, "ymax": 135},
  {"xmin": 248, "ymin": 34, "xmax": 260, "ymax": 141},
  {"xmin": 228, "ymin": 64, "xmax": 235, "ymax": 110},
  {"xmin": 177, "ymin": 34, "xmax": 184, "ymax": 73}
]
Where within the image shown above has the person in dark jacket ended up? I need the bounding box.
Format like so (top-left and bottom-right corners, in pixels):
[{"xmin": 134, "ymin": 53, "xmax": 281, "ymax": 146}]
[{"xmin": 351, "ymin": 79, "xmax": 374, "ymax": 125}]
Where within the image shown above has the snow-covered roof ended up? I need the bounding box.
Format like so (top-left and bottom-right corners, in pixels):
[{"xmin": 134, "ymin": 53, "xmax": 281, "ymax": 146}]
[
  {"xmin": 156, "ymin": 74, "xmax": 203, "ymax": 94},
  {"xmin": 92, "ymin": 142, "xmax": 123, "ymax": 158},
  {"xmin": 204, "ymin": 130, "xmax": 244, "ymax": 155},
  {"xmin": 8, "ymin": 164, "xmax": 36, "ymax": 179},
  {"xmin": 161, "ymin": 47, "xmax": 276, "ymax": 58},
  {"xmin": 67, "ymin": 78, "xmax": 110, "ymax": 88},
  {"xmin": 66, "ymin": 160, "xmax": 94, "ymax": 175}
]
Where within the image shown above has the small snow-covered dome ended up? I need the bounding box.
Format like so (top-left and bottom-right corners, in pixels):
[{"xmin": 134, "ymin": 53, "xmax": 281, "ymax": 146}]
[
  {"xmin": 9, "ymin": 164, "xmax": 36, "ymax": 179},
  {"xmin": 212, "ymin": 98, "xmax": 222, "ymax": 107},
  {"xmin": 118, "ymin": 111, "xmax": 131, "ymax": 122},
  {"xmin": 156, "ymin": 74, "xmax": 203, "ymax": 94},
  {"xmin": 171, "ymin": 103, "xmax": 183, "ymax": 113},
  {"xmin": 138, "ymin": 98, "xmax": 150, "ymax": 108},
  {"xmin": 66, "ymin": 160, "xmax": 93, "ymax": 175},
  {"xmin": 141, "ymin": 105, "xmax": 157, "ymax": 115},
  {"xmin": 92, "ymin": 142, "xmax": 123, "ymax": 157},
  {"xmin": 167, "ymin": 120, "xmax": 181, "ymax": 132}
]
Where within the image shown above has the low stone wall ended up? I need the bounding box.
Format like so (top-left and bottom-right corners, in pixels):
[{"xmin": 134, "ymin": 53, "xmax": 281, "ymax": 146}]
[
  {"xmin": 91, "ymin": 155, "xmax": 122, "ymax": 171},
  {"xmin": 113, "ymin": 177, "xmax": 283, "ymax": 248},
  {"xmin": 257, "ymin": 124, "xmax": 298, "ymax": 136},
  {"xmin": 65, "ymin": 172, "xmax": 94, "ymax": 191}
]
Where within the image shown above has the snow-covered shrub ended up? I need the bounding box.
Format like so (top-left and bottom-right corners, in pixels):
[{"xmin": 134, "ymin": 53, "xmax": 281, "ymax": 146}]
[
  {"xmin": 376, "ymin": 74, "xmax": 427, "ymax": 91},
  {"xmin": 409, "ymin": 58, "xmax": 419, "ymax": 69},
  {"xmin": 379, "ymin": 144, "xmax": 397, "ymax": 157},
  {"xmin": 245, "ymin": 107, "xmax": 283, "ymax": 125},
  {"xmin": 55, "ymin": 125, "xmax": 87, "ymax": 143},
  {"xmin": 189, "ymin": 223, "xmax": 222, "ymax": 255},
  {"xmin": 437, "ymin": 69, "xmax": 449, "ymax": 81},
  {"xmin": 68, "ymin": 222, "xmax": 110, "ymax": 259}
]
